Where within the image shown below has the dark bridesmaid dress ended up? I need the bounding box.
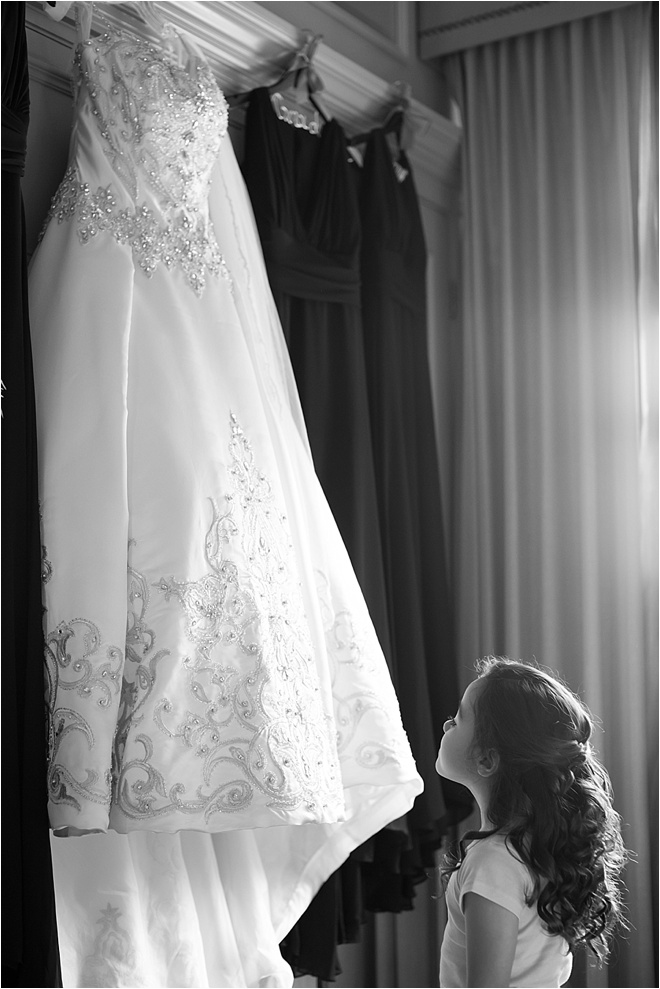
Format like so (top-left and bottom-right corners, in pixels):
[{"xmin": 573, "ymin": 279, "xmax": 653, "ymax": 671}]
[
  {"xmin": 242, "ymin": 87, "xmax": 394, "ymax": 981},
  {"xmin": 359, "ymin": 129, "xmax": 473, "ymax": 853},
  {"xmin": 1, "ymin": 3, "xmax": 61, "ymax": 985}
]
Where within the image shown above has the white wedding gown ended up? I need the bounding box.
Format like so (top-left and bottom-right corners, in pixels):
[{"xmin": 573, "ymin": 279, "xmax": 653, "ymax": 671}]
[{"xmin": 29, "ymin": 7, "xmax": 422, "ymax": 987}]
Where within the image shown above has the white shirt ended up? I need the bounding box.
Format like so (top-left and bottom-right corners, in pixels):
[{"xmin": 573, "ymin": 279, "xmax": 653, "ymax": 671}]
[{"xmin": 440, "ymin": 834, "xmax": 573, "ymax": 988}]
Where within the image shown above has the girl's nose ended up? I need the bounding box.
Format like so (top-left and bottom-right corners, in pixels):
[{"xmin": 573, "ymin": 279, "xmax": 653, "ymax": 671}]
[{"xmin": 442, "ymin": 718, "xmax": 453, "ymax": 733}]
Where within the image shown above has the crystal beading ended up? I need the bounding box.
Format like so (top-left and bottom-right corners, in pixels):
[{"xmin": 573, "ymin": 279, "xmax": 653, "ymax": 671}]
[{"xmin": 42, "ymin": 25, "xmax": 230, "ymax": 296}]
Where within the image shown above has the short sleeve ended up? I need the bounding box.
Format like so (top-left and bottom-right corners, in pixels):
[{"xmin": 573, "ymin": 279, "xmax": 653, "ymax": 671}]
[{"xmin": 456, "ymin": 837, "xmax": 533, "ymax": 920}]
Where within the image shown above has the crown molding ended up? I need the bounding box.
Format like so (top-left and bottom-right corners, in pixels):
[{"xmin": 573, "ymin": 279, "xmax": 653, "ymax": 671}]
[{"xmin": 26, "ymin": 1, "xmax": 461, "ymax": 210}]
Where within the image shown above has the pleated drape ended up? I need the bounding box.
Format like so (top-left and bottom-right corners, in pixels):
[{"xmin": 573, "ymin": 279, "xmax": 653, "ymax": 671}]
[{"xmin": 443, "ymin": 4, "xmax": 657, "ymax": 986}]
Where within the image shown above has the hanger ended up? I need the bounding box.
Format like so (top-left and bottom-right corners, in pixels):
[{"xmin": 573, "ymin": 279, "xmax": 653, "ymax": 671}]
[
  {"xmin": 227, "ymin": 32, "xmax": 364, "ymax": 163},
  {"xmin": 227, "ymin": 30, "xmax": 332, "ymax": 127},
  {"xmin": 348, "ymin": 81, "xmax": 418, "ymax": 154}
]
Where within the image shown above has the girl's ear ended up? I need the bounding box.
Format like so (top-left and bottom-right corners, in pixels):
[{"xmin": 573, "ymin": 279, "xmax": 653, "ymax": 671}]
[{"xmin": 476, "ymin": 748, "xmax": 499, "ymax": 778}]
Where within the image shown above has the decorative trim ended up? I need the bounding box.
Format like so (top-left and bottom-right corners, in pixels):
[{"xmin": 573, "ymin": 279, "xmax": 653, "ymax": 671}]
[
  {"xmin": 27, "ymin": 59, "xmax": 72, "ymax": 98},
  {"xmin": 419, "ymin": 2, "xmax": 550, "ymax": 39},
  {"xmin": 418, "ymin": 0, "xmax": 638, "ymax": 57}
]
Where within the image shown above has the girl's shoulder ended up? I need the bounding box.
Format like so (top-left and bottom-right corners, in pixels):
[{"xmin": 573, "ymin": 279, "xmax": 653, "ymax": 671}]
[
  {"xmin": 461, "ymin": 833, "xmax": 530, "ymax": 884},
  {"xmin": 457, "ymin": 833, "xmax": 534, "ymax": 915}
]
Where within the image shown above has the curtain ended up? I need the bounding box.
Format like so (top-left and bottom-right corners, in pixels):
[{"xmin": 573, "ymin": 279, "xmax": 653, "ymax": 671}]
[{"xmin": 443, "ymin": 4, "xmax": 657, "ymax": 987}]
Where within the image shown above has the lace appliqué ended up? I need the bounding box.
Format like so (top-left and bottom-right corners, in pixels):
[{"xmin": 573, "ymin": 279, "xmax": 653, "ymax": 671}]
[
  {"xmin": 42, "ymin": 545, "xmax": 53, "ymax": 584},
  {"xmin": 74, "ymin": 28, "xmax": 227, "ymax": 219},
  {"xmin": 39, "ymin": 503, "xmax": 53, "ymax": 583},
  {"xmin": 40, "ymin": 24, "xmax": 231, "ymax": 295},
  {"xmin": 43, "ymin": 165, "xmax": 230, "ymax": 296},
  {"xmin": 113, "ymin": 413, "xmax": 341, "ymax": 824},
  {"xmin": 316, "ymin": 570, "xmax": 405, "ymax": 770},
  {"xmin": 45, "ymin": 618, "xmax": 123, "ymax": 813},
  {"xmin": 80, "ymin": 903, "xmax": 137, "ymax": 988}
]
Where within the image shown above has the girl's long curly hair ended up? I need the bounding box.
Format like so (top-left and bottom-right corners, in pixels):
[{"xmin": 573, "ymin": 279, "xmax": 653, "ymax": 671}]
[{"xmin": 443, "ymin": 657, "xmax": 628, "ymax": 960}]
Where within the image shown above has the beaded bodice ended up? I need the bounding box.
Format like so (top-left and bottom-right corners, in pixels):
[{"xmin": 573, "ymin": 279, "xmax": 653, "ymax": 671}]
[
  {"xmin": 44, "ymin": 23, "xmax": 229, "ymax": 295},
  {"xmin": 76, "ymin": 25, "xmax": 226, "ymax": 214}
]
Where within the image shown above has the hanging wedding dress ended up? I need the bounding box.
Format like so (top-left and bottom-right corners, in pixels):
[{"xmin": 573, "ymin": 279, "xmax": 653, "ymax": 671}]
[{"xmin": 29, "ymin": 7, "xmax": 422, "ymax": 986}]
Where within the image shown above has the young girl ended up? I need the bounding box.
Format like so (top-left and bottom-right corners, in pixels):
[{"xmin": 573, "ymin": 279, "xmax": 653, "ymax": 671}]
[{"xmin": 436, "ymin": 656, "xmax": 627, "ymax": 988}]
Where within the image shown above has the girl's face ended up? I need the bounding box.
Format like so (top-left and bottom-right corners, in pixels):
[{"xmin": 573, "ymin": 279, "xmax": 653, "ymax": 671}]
[{"xmin": 435, "ymin": 678, "xmax": 485, "ymax": 788}]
